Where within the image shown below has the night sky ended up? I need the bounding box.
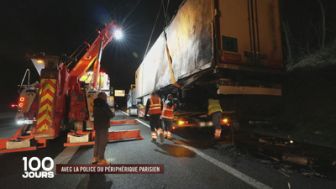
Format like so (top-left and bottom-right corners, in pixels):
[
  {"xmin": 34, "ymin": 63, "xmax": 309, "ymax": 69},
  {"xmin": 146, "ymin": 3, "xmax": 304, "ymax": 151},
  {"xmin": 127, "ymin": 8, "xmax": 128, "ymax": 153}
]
[{"xmin": 0, "ymin": 0, "xmax": 335, "ymax": 112}]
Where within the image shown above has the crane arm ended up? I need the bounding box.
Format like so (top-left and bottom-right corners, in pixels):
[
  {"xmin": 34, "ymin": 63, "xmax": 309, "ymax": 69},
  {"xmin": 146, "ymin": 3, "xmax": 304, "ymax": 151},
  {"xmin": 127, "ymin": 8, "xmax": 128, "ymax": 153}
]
[{"xmin": 68, "ymin": 21, "xmax": 117, "ymax": 88}]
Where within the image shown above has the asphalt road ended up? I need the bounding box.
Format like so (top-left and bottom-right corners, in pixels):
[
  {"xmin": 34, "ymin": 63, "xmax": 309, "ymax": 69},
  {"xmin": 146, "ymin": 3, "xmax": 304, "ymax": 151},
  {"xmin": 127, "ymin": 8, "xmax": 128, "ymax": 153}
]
[{"xmin": 0, "ymin": 111, "xmax": 335, "ymax": 189}]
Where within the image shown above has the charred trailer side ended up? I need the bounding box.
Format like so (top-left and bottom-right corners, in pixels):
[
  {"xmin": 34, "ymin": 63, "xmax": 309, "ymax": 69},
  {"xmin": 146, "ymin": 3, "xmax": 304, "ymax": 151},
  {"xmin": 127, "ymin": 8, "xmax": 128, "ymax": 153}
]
[{"xmin": 135, "ymin": 0, "xmax": 283, "ymax": 129}]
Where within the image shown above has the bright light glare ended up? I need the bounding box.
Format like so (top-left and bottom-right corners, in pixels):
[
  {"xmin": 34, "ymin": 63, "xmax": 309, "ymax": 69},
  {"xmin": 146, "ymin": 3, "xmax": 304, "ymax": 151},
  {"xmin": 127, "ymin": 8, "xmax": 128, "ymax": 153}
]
[
  {"xmin": 16, "ymin": 119, "xmax": 34, "ymax": 125},
  {"xmin": 113, "ymin": 29, "xmax": 124, "ymax": 40},
  {"xmin": 177, "ymin": 120, "xmax": 185, "ymax": 126},
  {"xmin": 36, "ymin": 59, "xmax": 45, "ymax": 64},
  {"xmin": 222, "ymin": 118, "xmax": 229, "ymax": 124}
]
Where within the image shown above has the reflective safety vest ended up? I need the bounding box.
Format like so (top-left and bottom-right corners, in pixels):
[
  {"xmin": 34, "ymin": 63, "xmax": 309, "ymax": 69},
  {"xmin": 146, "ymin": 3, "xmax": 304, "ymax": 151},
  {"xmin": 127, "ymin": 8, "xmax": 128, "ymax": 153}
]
[
  {"xmin": 148, "ymin": 96, "xmax": 162, "ymax": 115},
  {"xmin": 208, "ymin": 99, "xmax": 223, "ymax": 115},
  {"xmin": 161, "ymin": 102, "xmax": 174, "ymax": 120}
]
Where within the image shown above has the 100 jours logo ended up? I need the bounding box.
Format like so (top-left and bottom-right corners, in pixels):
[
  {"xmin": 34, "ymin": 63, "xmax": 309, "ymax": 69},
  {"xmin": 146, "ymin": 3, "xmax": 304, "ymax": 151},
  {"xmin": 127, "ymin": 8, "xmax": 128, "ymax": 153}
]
[{"xmin": 22, "ymin": 157, "xmax": 55, "ymax": 178}]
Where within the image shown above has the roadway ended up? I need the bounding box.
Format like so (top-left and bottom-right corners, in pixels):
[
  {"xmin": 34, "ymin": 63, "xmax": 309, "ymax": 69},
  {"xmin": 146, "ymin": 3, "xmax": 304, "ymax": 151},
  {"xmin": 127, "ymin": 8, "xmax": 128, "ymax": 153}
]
[{"xmin": 0, "ymin": 111, "xmax": 335, "ymax": 189}]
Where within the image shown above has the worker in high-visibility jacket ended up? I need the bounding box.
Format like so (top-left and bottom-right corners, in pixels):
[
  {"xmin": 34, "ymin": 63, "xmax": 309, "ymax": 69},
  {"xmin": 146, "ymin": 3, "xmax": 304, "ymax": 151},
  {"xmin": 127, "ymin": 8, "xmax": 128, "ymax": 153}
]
[
  {"xmin": 208, "ymin": 97, "xmax": 223, "ymax": 140},
  {"xmin": 161, "ymin": 94, "xmax": 175, "ymax": 140},
  {"xmin": 145, "ymin": 92, "xmax": 163, "ymax": 142}
]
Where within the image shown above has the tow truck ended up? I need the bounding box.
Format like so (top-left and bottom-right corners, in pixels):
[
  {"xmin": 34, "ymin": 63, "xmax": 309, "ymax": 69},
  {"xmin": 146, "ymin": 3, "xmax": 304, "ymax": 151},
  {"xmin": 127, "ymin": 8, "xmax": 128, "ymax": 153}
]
[{"xmin": 0, "ymin": 21, "xmax": 142, "ymax": 154}]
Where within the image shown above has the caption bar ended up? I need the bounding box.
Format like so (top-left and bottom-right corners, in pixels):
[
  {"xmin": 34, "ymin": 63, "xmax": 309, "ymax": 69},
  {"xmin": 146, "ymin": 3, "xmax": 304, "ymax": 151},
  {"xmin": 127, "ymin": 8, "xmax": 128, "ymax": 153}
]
[{"xmin": 56, "ymin": 164, "xmax": 164, "ymax": 174}]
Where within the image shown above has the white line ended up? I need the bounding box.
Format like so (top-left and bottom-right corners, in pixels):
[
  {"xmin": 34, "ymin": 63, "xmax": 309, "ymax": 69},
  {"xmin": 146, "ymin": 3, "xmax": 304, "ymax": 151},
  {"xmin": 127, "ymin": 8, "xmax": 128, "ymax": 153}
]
[
  {"xmin": 52, "ymin": 146, "xmax": 79, "ymax": 174},
  {"xmin": 121, "ymin": 111, "xmax": 129, "ymax": 116},
  {"xmin": 181, "ymin": 144, "xmax": 272, "ymax": 189},
  {"xmin": 136, "ymin": 118, "xmax": 272, "ymax": 189},
  {"xmin": 54, "ymin": 146, "xmax": 79, "ymax": 165},
  {"xmin": 135, "ymin": 118, "xmax": 150, "ymax": 128}
]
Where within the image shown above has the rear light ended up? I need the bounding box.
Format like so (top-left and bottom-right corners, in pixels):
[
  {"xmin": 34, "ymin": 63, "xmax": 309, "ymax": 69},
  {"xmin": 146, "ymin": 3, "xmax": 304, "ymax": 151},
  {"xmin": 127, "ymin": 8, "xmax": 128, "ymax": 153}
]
[
  {"xmin": 10, "ymin": 104, "xmax": 18, "ymax": 108},
  {"xmin": 177, "ymin": 120, "xmax": 185, "ymax": 126},
  {"xmin": 221, "ymin": 118, "xmax": 230, "ymax": 126},
  {"xmin": 18, "ymin": 96, "xmax": 26, "ymax": 108},
  {"xmin": 36, "ymin": 59, "xmax": 44, "ymax": 64},
  {"xmin": 222, "ymin": 118, "xmax": 229, "ymax": 124},
  {"xmin": 177, "ymin": 119, "xmax": 189, "ymax": 126}
]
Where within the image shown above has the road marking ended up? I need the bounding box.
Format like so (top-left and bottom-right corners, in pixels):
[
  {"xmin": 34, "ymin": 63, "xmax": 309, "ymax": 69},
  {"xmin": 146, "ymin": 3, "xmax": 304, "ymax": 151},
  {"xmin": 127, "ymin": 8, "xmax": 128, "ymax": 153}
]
[
  {"xmin": 121, "ymin": 111, "xmax": 130, "ymax": 116},
  {"xmin": 52, "ymin": 146, "xmax": 79, "ymax": 173},
  {"xmin": 54, "ymin": 146, "xmax": 79, "ymax": 164},
  {"xmin": 136, "ymin": 118, "xmax": 150, "ymax": 128},
  {"xmin": 181, "ymin": 144, "xmax": 272, "ymax": 189},
  {"xmin": 136, "ymin": 118, "xmax": 272, "ymax": 189}
]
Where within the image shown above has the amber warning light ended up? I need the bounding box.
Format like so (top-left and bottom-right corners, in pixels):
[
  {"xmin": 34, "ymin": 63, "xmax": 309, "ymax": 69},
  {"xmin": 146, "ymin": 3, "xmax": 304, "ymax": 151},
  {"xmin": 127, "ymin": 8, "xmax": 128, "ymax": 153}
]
[{"xmin": 18, "ymin": 96, "xmax": 26, "ymax": 108}]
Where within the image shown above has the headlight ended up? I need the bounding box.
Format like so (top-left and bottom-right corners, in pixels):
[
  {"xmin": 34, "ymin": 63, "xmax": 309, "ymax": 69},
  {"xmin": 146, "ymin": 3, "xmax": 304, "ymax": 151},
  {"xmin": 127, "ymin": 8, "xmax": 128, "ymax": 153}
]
[{"xmin": 16, "ymin": 119, "xmax": 34, "ymax": 125}]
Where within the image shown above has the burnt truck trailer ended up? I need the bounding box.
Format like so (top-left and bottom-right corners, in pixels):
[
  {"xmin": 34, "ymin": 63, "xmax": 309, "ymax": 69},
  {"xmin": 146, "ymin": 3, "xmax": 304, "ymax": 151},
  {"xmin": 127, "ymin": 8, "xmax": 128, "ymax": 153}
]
[{"xmin": 135, "ymin": 0, "xmax": 283, "ymax": 130}]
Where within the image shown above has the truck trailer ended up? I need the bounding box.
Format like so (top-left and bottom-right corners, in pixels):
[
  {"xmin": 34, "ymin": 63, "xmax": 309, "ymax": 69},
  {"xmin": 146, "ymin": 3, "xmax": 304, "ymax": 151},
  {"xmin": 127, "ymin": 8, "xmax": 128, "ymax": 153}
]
[{"xmin": 135, "ymin": 0, "xmax": 283, "ymax": 130}]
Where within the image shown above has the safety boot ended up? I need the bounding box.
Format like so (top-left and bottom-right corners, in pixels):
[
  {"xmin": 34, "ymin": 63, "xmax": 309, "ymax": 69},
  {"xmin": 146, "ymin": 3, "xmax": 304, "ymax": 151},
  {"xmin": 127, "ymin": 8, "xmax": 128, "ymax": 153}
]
[
  {"xmin": 91, "ymin": 157, "xmax": 98, "ymax": 164},
  {"xmin": 97, "ymin": 159, "xmax": 110, "ymax": 165},
  {"xmin": 157, "ymin": 128, "xmax": 164, "ymax": 143},
  {"xmin": 167, "ymin": 131, "xmax": 173, "ymax": 140},
  {"xmin": 163, "ymin": 131, "xmax": 168, "ymax": 139},
  {"xmin": 214, "ymin": 128, "xmax": 222, "ymax": 140},
  {"xmin": 151, "ymin": 131, "xmax": 157, "ymax": 142}
]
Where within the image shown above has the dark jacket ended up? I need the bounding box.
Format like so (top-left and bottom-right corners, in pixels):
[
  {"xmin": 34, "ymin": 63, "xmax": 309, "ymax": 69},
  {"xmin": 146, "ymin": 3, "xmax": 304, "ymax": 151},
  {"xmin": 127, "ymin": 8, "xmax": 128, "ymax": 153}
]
[
  {"xmin": 165, "ymin": 98, "xmax": 174, "ymax": 108},
  {"xmin": 93, "ymin": 98, "xmax": 114, "ymax": 129}
]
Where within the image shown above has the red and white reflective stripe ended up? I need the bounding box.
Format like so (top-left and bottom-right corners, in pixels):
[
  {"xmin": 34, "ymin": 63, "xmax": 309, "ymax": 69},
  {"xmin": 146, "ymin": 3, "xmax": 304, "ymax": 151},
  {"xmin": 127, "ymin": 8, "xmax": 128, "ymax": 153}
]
[
  {"xmin": 161, "ymin": 105, "xmax": 174, "ymax": 119},
  {"xmin": 149, "ymin": 97, "xmax": 161, "ymax": 115}
]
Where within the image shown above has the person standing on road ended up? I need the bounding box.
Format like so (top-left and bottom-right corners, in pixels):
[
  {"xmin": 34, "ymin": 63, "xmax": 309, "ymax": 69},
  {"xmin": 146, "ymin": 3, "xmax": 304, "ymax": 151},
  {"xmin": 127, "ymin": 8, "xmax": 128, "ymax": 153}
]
[
  {"xmin": 208, "ymin": 96, "xmax": 223, "ymax": 140},
  {"xmin": 161, "ymin": 94, "xmax": 175, "ymax": 140},
  {"xmin": 145, "ymin": 91, "xmax": 163, "ymax": 142},
  {"xmin": 93, "ymin": 92, "xmax": 114, "ymax": 165}
]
